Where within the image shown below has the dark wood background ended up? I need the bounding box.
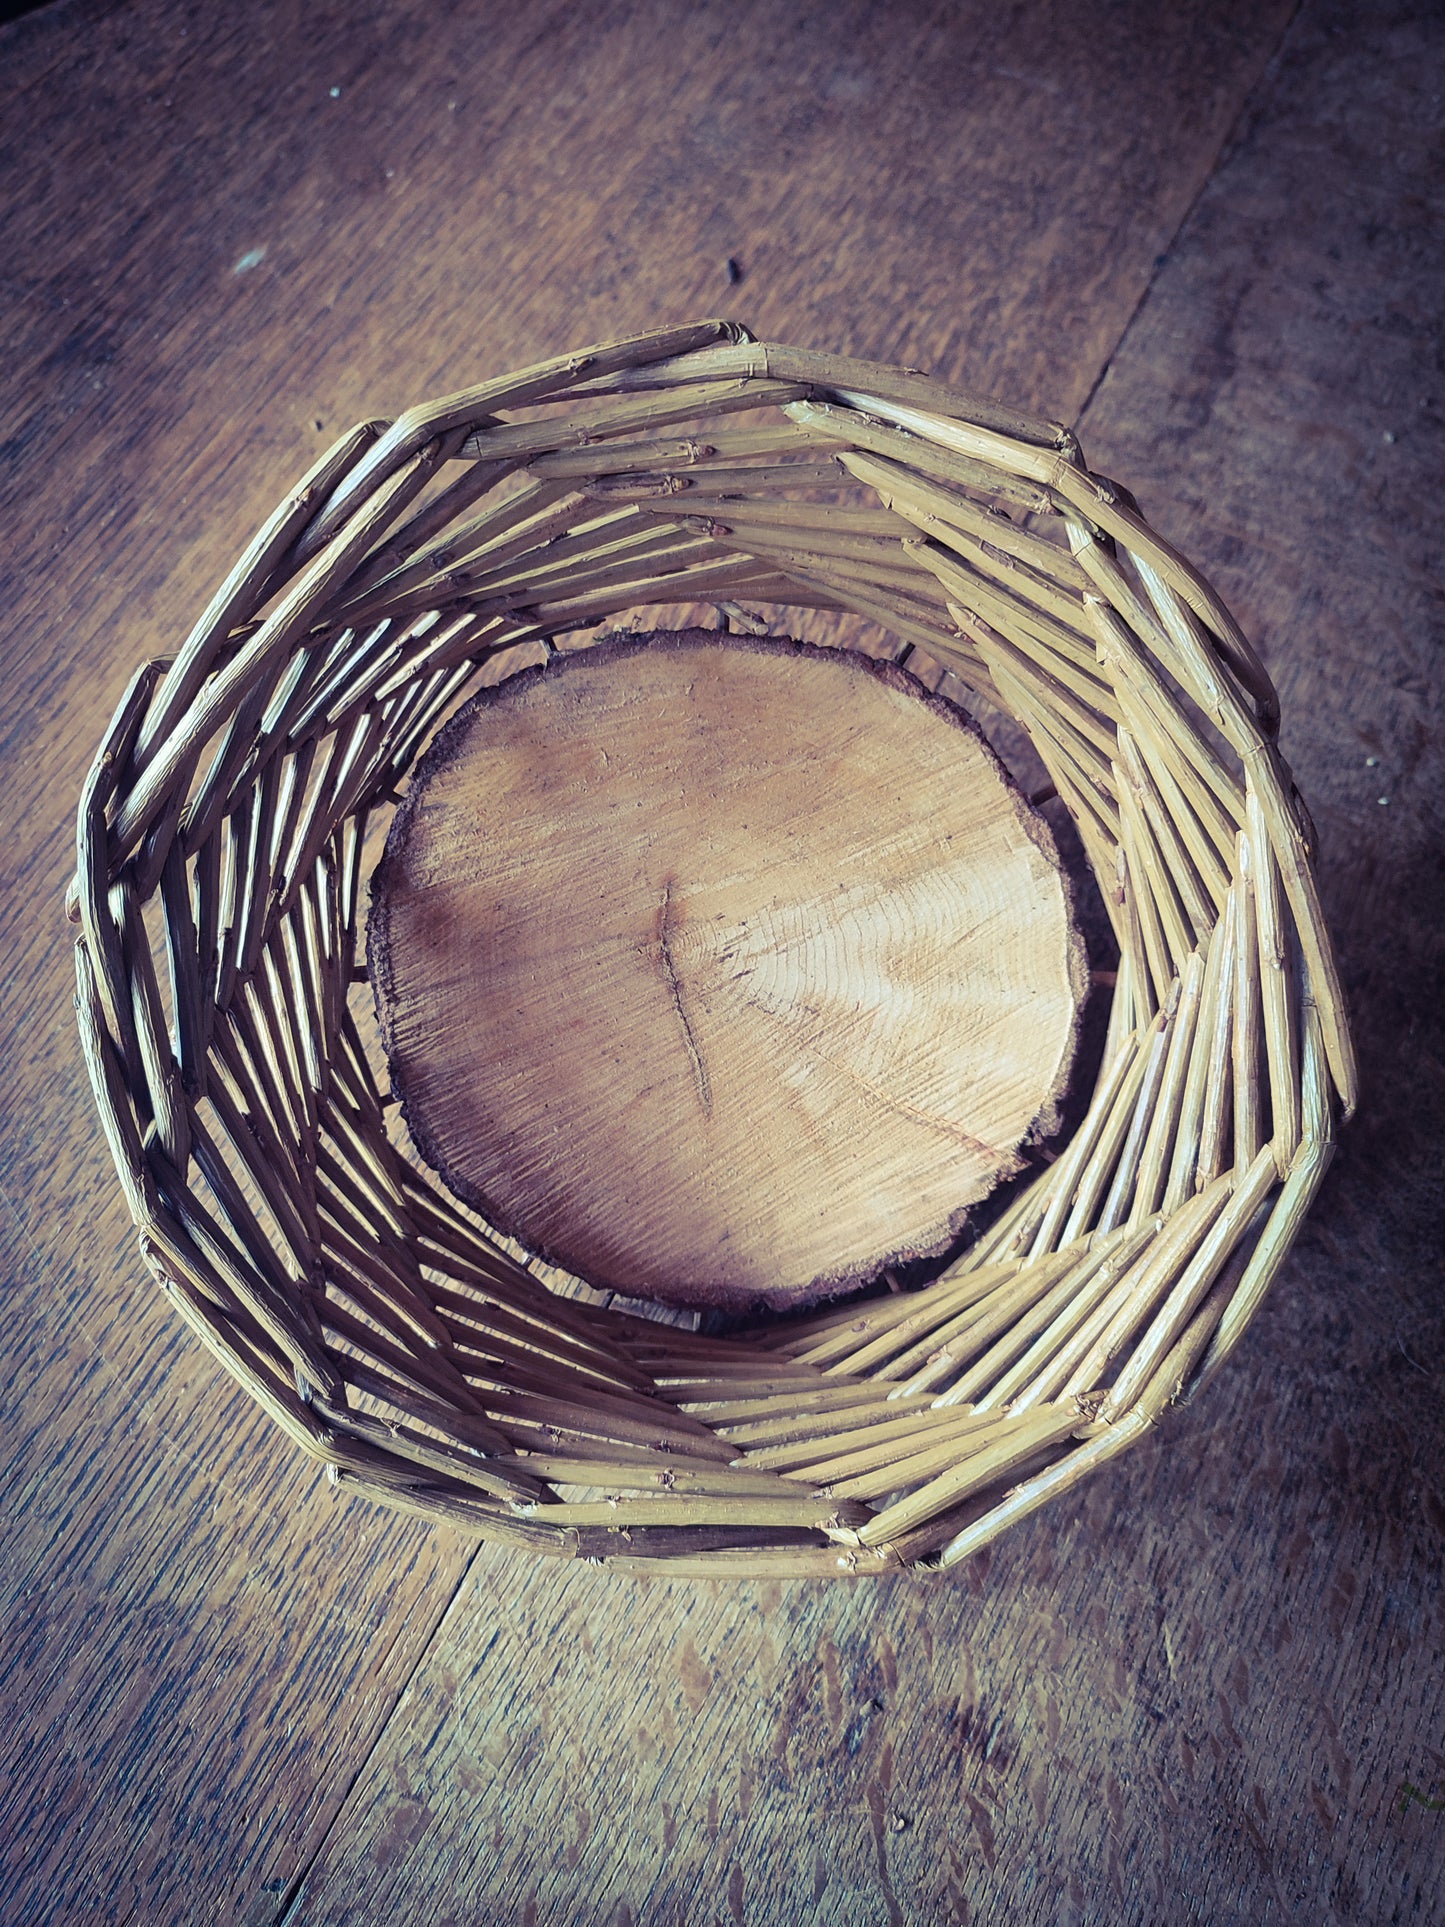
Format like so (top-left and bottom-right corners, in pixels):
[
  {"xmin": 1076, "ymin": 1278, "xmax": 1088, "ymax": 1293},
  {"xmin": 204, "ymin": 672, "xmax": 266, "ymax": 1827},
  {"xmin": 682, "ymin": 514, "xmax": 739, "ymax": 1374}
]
[{"xmin": 1, "ymin": 2, "xmax": 1441, "ymax": 1921}]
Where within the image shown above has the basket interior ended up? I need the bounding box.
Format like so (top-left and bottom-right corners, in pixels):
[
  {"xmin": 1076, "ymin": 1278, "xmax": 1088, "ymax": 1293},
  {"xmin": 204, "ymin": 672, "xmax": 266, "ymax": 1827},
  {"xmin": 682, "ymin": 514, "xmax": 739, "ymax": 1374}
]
[{"xmin": 72, "ymin": 322, "xmax": 1354, "ymax": 1576}]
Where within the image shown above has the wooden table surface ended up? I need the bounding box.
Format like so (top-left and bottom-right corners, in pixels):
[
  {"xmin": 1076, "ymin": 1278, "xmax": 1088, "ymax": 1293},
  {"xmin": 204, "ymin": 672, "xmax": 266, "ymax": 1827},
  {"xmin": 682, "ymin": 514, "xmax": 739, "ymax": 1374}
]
[{"xmin": 1, "ymin": 2, "xmax": 1441, "ymax": 1922}]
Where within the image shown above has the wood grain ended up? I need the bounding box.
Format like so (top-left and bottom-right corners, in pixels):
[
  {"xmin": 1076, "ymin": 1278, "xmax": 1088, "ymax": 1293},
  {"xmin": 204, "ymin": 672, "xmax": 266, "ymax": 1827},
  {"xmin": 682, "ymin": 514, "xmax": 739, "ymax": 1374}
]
[
  {"xmin": 371, "ymin": 631, "xmax": 1084, "ymax": 1312},
  {"xmin": 4, "ymin": 0, "xmax": 1439, "ymax": 1922}
]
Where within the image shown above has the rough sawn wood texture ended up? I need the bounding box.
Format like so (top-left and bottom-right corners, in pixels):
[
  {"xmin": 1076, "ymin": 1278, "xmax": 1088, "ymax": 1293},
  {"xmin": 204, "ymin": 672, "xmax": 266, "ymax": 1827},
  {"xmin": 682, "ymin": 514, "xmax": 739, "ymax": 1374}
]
[
  {"xmin": 370, "ymin": 629, "xmax": 1084, "ymax": 1313},
  {"xmin": 1, "ymin": 1, "xmax": 1441, "ymax": 1924}
]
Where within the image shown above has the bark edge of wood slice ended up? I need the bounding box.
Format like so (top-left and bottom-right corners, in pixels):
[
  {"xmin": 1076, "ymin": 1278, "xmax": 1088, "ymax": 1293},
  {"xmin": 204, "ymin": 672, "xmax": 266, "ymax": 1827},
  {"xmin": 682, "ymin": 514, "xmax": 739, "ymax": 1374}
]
[{"xmin": 367, "ymin": 629, "xmax": 1088, "ymax": 1315}]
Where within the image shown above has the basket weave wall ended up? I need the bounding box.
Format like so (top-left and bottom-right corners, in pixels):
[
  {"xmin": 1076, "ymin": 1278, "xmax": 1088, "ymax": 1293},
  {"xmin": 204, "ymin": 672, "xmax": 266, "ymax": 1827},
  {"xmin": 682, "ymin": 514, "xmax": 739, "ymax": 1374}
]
[{"xmin": 72, "ymin": 321, "xmax": 1355, "ymax": 1577}]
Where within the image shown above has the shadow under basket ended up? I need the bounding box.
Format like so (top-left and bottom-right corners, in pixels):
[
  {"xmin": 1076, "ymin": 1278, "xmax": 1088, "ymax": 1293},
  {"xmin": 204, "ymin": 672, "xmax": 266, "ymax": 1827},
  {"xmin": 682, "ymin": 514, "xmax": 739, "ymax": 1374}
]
[{"xmin": 71, "ymin": 322, "xmax": 1356, "ymax": 1578}]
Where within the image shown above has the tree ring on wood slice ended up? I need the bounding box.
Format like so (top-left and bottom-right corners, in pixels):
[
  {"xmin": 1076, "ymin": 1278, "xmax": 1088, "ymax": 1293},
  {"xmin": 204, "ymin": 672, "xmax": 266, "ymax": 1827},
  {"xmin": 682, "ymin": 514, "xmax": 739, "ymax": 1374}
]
[{"xmin": 367, "ymin": 629, "xmax": 1088, "ymax": 1316}]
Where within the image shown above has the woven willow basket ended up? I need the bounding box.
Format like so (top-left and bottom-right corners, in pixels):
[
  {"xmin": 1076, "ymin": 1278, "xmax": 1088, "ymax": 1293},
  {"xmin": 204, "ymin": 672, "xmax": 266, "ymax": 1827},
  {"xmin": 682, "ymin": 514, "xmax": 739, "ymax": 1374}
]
[{"xmin": 72, "ymin": 322, "xmax": 1355, "ymax": 1577}]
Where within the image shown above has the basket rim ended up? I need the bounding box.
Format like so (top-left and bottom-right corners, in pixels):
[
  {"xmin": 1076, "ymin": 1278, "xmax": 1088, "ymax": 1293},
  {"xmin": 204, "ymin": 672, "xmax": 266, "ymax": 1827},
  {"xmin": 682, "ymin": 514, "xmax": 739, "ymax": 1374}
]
[{"xmin": 69, "ymin": 321, "xmax": 1354, "ymax": 1578}]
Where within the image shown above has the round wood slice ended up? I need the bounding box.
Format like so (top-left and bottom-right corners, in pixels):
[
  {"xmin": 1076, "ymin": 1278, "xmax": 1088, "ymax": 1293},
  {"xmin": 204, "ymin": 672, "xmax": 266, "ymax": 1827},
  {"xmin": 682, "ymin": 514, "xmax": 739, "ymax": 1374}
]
[{"xmin": 368, "ymin": 630, "xmax": 1086, "ymax": 1315}]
